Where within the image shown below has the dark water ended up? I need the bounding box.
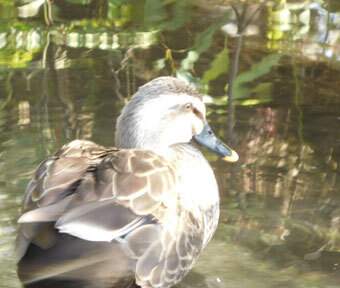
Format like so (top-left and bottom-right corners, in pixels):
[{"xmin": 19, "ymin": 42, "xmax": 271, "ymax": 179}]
[{"xmin": 1, "ymin": 0, "xmax": 340, "ymax": 287}]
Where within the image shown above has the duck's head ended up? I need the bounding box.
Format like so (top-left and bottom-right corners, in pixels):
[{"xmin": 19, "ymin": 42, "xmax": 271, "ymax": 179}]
[{"xmin": 115, "ymin": 77, "xmax": 238, "ymax": 162}]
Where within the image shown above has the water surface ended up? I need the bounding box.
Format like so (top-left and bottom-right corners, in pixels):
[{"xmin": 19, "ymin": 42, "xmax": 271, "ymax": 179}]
[{"xmin": 0, "ymin": 0, "xmax": 339, "ymax": 287}]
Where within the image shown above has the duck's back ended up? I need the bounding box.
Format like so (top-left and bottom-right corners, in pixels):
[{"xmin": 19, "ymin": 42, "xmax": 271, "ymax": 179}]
[{"xmin": 17, "ymin": 140, "xmax": 219, "ymax": 288}]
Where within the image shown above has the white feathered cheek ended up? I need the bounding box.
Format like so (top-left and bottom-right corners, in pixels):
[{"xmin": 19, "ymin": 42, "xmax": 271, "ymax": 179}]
[{"xmin": 191, "ymin": 114, "xmax": 204, "ymax": 136}]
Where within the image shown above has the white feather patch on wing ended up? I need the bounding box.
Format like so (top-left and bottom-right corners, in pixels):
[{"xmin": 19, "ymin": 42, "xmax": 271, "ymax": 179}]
[{"xmin": 57, "ymin": 216, "xmax": 146, "ymax": 242}]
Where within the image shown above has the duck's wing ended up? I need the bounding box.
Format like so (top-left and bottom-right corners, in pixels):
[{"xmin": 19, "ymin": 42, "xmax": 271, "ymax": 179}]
[
  {"xmin": 19, "ymin": 146, "xmax": 179, "ymax": 235},
  {"xmin": 18, "ymin": 144, "xmax": 201, "ymax": 287}
]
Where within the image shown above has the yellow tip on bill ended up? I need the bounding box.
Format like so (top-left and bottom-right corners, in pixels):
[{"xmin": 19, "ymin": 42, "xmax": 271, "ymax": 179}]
[{"xmin": 222, "ymin": 150, "xmax": 239, "ymax": 162}]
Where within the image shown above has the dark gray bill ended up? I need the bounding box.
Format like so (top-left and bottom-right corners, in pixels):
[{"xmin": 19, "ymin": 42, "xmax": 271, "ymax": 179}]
[{"xmin": 193, "ymin": 123, "xmax": 239, "ymax": 162}]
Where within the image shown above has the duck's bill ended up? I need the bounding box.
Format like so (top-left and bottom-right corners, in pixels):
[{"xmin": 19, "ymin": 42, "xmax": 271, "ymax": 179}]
[{"xmin": 193, "ymin": 123, "xmax": 239, "ymax": 162}]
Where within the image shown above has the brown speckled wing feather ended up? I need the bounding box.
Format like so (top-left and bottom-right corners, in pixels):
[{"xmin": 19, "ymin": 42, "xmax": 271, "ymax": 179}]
[
  {"xmin": 22, "ymin": 140, "xmax": 117, "ymax": 211},
  {"xmin": 16, "ymin": 140, "xmax": 117, "ymax": 261}
]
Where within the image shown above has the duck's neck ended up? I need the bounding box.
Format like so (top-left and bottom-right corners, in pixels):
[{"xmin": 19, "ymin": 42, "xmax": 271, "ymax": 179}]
[
  {"xmin": 115, "ymin": 127, "xmax": 173, "ymax": 156},
  {"xmin": 169, "ymin": 143, "xmax": 220, "ymax": 208}
]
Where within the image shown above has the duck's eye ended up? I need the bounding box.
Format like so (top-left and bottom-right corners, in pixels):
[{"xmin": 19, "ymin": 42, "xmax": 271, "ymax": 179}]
[{"xmin": 184, "ymin": 103, "xmax": 193, "ymax": 111}]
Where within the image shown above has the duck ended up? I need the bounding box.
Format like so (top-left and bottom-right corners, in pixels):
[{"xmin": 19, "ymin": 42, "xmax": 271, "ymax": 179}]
[{"xmin": 16, "ymin": 76, "xmax": 239, "ymax": 288}]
